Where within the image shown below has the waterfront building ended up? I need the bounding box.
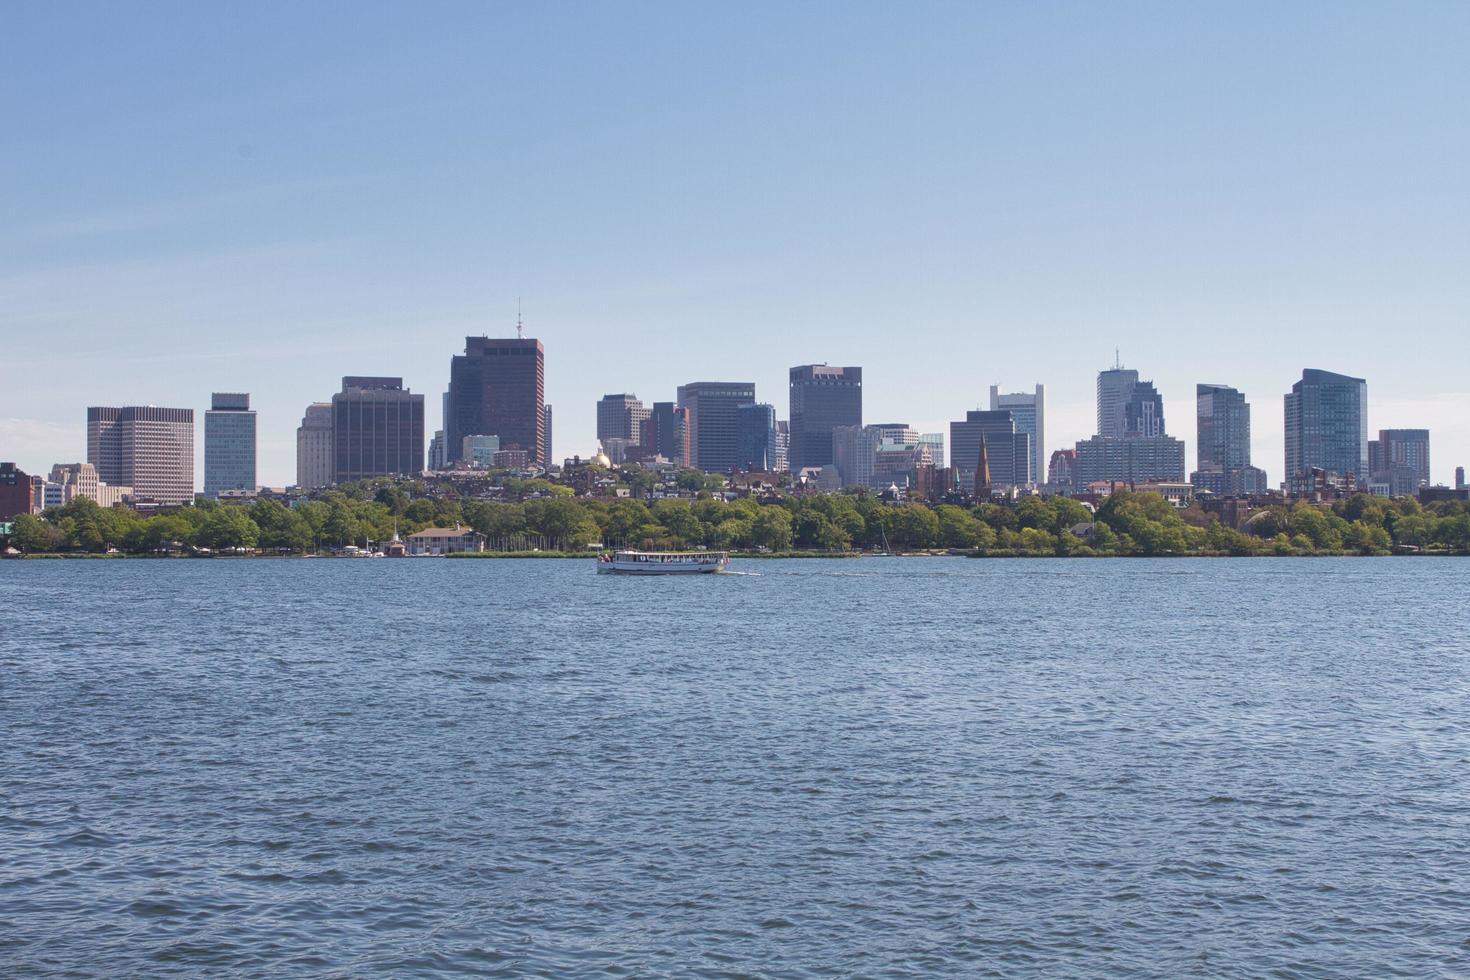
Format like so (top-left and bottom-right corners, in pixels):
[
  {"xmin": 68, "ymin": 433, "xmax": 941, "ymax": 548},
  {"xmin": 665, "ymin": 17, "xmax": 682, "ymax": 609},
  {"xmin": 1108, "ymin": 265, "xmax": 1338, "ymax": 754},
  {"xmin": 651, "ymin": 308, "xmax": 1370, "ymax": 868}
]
[
  {"xmin": 406, "ymin": 525, "xmax": 486, "ymax": 556},
  {"xmin": 203, "ymin": 393, "xmax": 256, "ymax": 498},
  {"xmin": 1048, "ymin": 449, "xmax": 1076, "ymax": 490},
  {"xmin": 543, "ymin": 405, "xmax": 554, "ymax": 469},
  {"xmin": 331, "ymin": 377, "xmax": 424, "ymax": 482},
  {"xmin": 1191, "ymin": 384, "xmax": 1266, "ymax": 496},
  {"xmin": 597, "ymin": 394, "xmax": 650, "ymax": 446},
  {"xmin": 1284, "ymin": 369, "xmax": 1368, "ymax": 491},
  {"xmin": 296, "ymin": 402, "xmax": 334, "ymax": 488},
  {"xmin": 919, "ymin": 433, "xmax": 945, "ymax": 469},
  {"xmin": 788, "ymin": 365, "xmax": 862, "ymax": 472},
  {"xmin": 461, "ymin": 434, "xmax": 501, "ymax": 467},
  {"xmin": 989, "ymin": 384, "xmax": 1044, "ymax": 486},
  {"xmin": 950, "ymin": 410, "xmax": 1031, "ymax": 492},
  {"xmin": 447, "ymin": 336, "xmax": 545, "ymax": 464},
  {"xmin": 87, "ymin": 405, "xmax": 195, "ymax": 506},
  {"xmin": 642, "ymin": 402, "xmax": 690, "ymax": 468},
  {"xmin": 0, "ymin": 463, "xmax": 30, "ymax": 520},
  {"xmin": 735, "ymin": 403, "xmax": 779, "ymax": 471},
  {"xmin": 1097, "ymin": 365, "xmax": 1140, "ymax": 439},
  {"xmin": 1368, "ymin": 429, "xmax": 1430, "ymax": 497},
  {"xmin": 46, "ymin": 463, "xmax": 131, "ymax": 507},
  {"xmin": 676, "ymin": 381, "xmax": 756, "ymax": 472}
]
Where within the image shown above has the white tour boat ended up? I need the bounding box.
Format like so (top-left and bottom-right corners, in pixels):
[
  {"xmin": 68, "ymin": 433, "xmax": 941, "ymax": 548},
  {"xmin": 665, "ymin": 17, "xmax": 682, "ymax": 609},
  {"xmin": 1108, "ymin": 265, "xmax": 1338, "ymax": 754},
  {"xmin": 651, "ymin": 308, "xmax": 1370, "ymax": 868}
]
[{"xmin": 596, "ymin": 550, "xmax": 729, "ymax": 575}]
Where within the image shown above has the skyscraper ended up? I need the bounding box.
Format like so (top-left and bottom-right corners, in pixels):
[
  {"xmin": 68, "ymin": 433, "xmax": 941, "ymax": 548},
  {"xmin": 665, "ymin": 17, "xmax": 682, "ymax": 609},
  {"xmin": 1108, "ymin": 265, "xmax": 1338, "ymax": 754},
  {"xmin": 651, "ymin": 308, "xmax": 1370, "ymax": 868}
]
[
  {"xmin": 774, "ymin": 420, "xmax": 790, "ymax": 473},
  {"xmin": 1123, "ymin": 381, "xmax": 1165, "ymax": 438},
  {"xmin": 788, "ymin": 365, "xmax": 862, "ymax": 472},
  {"xmin": 543, "ymin": 404, "xmax": 554, "ymax": 468},
  {"xmin": 447, "ymin": 336, "xmax": 545, "ymax": 464},
  {"xmin": 1192, "ymin": 384, "xmax": 1266, "ymax": 495},
  {"xmin": 331, "ymin": 377, "xmax": 424, "ymax": 482},
  {"xmin": 1284, "ymin": 369, "xmax": 1368, "ymax": 487},
  {"xmin": 734, "ymin": 402, "xmax": 779, "ymax": 471},
  {"xmin": 296, "ymin": 402, "xmax": 334, "ymax": 488},
  {"xmin": 1369, "ymin": 429, "xmax": 1430, "ymax": 496},
  {"xmin": 204, "ymin": 392, "xmax": 256, "ymax": 497},
  {"xmin": 949, "ymin": 411, "xmax": 1031, "ymax": 491},
  {"xmin": 676, "ymin": 382, "xmax": 756, "ymax": 472},
  {"xmin": 596, "ymin": 394, "xmax": 650, "ymax": 446},
  {"xmin": 1457, "ymin": 466, "xmax": 1466, "ymax": 491},
  {"xmin": 87, "ymin": 405, "xmax": 195, "ymax": 505},
  {"xmin": 989, "ymin": 384, "xmax": 1044, "ymax": 486},
  {"xmin": 641, "ymin": 401, "xmax": 690, "ymax": 467},
  {"xmin": 1096, "ymin": 366, "xmax": 1140, "ymax": 440}
]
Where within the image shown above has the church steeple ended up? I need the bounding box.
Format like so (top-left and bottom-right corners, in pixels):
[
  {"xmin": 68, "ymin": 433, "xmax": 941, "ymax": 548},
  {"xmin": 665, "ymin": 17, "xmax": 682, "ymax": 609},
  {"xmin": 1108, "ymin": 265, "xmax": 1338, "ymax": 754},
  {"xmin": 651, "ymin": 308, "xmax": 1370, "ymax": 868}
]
[{"xmin": 975, "ymin": 432, "xmax": 992, "ymax": 499}]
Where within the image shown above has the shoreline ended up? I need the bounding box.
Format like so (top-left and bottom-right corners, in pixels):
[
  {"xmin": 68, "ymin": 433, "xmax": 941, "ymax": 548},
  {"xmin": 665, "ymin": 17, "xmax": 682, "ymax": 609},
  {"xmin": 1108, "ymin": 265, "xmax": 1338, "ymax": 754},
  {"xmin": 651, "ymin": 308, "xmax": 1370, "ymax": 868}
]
[{"xmin": 3, "ymin": 550, "xmax": 1464, "ymax": 561}]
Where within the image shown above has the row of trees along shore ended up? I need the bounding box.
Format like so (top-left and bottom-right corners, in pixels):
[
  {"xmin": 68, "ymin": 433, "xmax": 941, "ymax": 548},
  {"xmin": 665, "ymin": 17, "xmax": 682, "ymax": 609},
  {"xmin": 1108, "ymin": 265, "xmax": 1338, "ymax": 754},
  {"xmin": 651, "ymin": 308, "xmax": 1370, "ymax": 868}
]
[{"xmin": 7, "ymin": 480, "xmax": 1470, "ymax": 557}]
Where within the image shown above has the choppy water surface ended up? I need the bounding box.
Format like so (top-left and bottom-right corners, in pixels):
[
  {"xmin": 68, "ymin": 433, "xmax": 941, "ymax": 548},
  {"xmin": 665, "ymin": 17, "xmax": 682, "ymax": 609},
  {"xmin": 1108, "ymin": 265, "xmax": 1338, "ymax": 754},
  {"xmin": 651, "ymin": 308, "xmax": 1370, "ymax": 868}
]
[{"xmin": 2, "ymin": 557, "xmax": 1468, "ymax": 976}]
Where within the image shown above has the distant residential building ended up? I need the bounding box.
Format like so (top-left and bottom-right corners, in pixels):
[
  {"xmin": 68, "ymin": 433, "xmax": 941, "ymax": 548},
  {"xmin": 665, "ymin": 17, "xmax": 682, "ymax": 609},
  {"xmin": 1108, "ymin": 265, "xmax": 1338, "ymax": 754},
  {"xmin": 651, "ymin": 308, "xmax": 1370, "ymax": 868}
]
[
  {"xmin": 873, "ymin": 439, "xmax": 933, "ymax": 490},
  {"xmin": 950, "ymin": 411, "xmax": 1031, "ymax": 491},
  {"xmin": 0, "ymin": 463, "xmax": 30, "ymax": 520},
  {"xmin": 492, "ymin": 449, "xmax": 530, "ymax": 469},
  {"xmin": 1285, "ymin": 369, "xmax": 1367, "ymax": 492},
  {"xmin": 734, "ymin": 402, "xmax": 779, "ymax": 471},
  {"xmin": 1191, "ymin": 384, "xmax": 1266, "ymax": 496},
  {"xmin": 789, "ymin": 365, "xmax": 862, "ymax": 472},
  {"xmin": 204, "ymin": 392, "xmax": 256, "ymax": 498},
  {"xmin": 1048, "ymin": 449, "xmax": 1076, "ymax": 490},
  {"xmin": 296, "ymin": 402, "xmax": 334, "ymax": 488},
  {"xmin": 989, "ymin": 384, "xmax": 1044, "ymax": 486},
  {"xmin": 47, "ymin": 463, "xmax": 131, "ymax": 507},
  {"xmin": 543, "ymin": 404, "xmax": 554, "ymax": 469},
  {"xmin": 597, "ymin": 393, "xmax": 650, "ymax": 446},
  {"xmin": 461, "ymin": 434, "xmax": 501, "ymax": 467},
  {"xmin": 406, "ymin": 525, "xmax": 486, "ymax": 556},
  {"xmin": 1368, "ymin": 429, "xmax": 1429, "ymax": 497},
  {"xmin": 919, "ymin": 433, "xmax": 945, "ymax": 469},
  {"xmin": 331, "ymin": 377, "xmax": 424, "ymax": 482},
  {"xmin": 1074, "ymin": 435, "xmax": 1186, "ymax": 485},
  {"xmin": 447, "ymin": 336, "xmax": 545, "ymax": 464},
  {"xmin": 676, "ymin": 382, "xmax": 756, "ymax": 472},
  {"xmin": 642, "ymin": 401, "xmax": 690, "ymax": 468},
  {"xmin": 87, "ymin": 405, "xmax": 195, "ymax": 506},
  {"xmin": 774, "ymin": 420, "xmax": 790, "ymax": 473}
]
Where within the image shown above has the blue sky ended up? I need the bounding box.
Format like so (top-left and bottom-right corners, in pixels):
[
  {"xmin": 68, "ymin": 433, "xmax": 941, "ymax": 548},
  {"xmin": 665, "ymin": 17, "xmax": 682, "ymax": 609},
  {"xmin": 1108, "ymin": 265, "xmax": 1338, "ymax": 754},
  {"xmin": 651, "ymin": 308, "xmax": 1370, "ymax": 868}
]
[{"xmin": 4, "ymin": 2, "xmax": 1468, "ymax": 486}]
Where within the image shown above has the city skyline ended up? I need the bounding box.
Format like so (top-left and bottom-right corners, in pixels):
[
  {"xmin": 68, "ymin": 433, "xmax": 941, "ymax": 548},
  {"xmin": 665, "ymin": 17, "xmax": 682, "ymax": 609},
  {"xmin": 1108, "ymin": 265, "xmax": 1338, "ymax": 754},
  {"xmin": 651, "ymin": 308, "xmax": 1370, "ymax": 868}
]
[{"xmin": 3, "ymin": 5, "xmax": 1468, "ymax": 485}]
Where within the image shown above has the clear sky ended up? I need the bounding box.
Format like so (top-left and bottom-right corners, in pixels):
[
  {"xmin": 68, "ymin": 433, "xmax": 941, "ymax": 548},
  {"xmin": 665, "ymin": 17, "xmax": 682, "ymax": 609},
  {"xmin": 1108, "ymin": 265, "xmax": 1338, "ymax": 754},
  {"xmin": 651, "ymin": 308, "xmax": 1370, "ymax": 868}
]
[{"xmin": 4, "ymin": 2, "xmax": 1468, "ymax": 487}]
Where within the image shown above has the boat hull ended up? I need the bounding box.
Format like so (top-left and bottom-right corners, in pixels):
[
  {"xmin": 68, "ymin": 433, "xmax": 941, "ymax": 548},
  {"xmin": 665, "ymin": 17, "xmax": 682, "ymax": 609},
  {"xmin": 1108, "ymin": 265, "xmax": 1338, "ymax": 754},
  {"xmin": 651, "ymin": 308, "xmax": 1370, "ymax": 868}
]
[{"xmin": 597, "ymin": 561, "xmax": 727, "ymax": 575}]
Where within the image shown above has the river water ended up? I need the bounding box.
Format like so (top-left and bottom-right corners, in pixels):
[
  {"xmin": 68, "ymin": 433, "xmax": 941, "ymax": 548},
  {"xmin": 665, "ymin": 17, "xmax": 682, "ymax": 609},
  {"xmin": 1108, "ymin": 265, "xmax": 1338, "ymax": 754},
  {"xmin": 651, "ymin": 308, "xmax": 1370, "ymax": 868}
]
[{"xmin": 2, "ymin": 557, "xmax": 1468, "ymax": 976}]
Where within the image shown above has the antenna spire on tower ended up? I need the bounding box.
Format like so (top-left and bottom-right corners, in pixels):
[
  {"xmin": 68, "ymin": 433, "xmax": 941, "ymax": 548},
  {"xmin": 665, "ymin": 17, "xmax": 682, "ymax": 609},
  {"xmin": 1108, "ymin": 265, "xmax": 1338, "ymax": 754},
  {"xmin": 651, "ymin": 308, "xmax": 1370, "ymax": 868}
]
[{"xmin": 517, "ymin": 297, "xmax": 524, "ymax": 340}]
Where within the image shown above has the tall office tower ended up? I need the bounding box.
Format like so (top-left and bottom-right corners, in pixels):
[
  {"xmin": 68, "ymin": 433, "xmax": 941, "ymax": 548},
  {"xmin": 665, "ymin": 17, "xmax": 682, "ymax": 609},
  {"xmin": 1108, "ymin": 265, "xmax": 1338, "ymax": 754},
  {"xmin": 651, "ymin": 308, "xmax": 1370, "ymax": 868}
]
[
  {"xmin": 788, "ymin": 365, "xmax": 862, "ymax": 472},
  {"xmin": 676, "ymin": 382, "xmax": 756, "ymax": 472},
  {"xmin": 203, "ymin": 392, "xmax": 256, "ymax": 497},
  {"xmin": 427, "ymin": 431, "xmax": 446, "ymax": 471},
  {"xmin": 296, "ymin": 402, "xmax": 334, "ymax": 488},
  {"xmin": 1192, "ymin": 384, "xmax": 1266, "ymax": 495},
  {"xmin": 1096, "ymin": 366, "xmax": 1140, "ymax": 439},
  {"xmin": 1123, "ymin": 381, "xmax": 1165, "ymax": 438},
  {"xmin": 0, "ymin": 463, "xmax": 31, "ymax": 520},
  {"xmin": 831, "ymin": 425, "xmax": 882, "ymax": 487},
  {"xmin": 774, "ymin": 421, "xmax": 790, "ymax": 473},
  {"xmin": 1284, "ymin": 369, "xmax": 1368, "ymax": 487},
  {"xmin": 949, "ymin": 411, "xmax": 1031, "ymax": 492},
  {"xmin": 989, "ymin": 384, "xmax": 1044, "ymax": 486},
  {"xmin": 331, "ymin": 377, "xmax": 424, "ymax": 482},
  {"xmin": 87, "ymin": 405, "xmax": 195, "ymax": 505},
  {"xmin": 447, "ymin": 336, "xmax": 545, "ymax": 464},
  {"xmin": 1458, "ymin": 466, "xmax": 1466, "ymax": 490},
  {"xmin": 1369, "ymin": 429, "xmax": 1430, "ymax": 497},
  {"xmin": 734, "ymin": 402, "xmax": 779, "ymax": 471},
  {"xmin": 543, "ymin": 405, "xmax": 554, "ymax": 468},
  {"xmin": 919, "ymin": 432, "xmax": 945, "ymax": 469},
  {"xmin": 596, "ymin": 394, "xmax": 650, "ymax": 446},
  {"xmin": 642, "ymin": 401, "xmax": 690, "ymax": 467}
]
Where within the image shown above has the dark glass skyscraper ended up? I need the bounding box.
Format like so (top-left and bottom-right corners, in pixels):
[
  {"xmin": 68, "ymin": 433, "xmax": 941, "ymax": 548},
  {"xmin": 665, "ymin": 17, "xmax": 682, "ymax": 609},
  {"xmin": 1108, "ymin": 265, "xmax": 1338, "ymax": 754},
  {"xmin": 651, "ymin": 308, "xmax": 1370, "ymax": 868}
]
[
  {"xmin": 1284, "ymin": 369, "xmax": 1367, "ymax": 484},
  {"xmin": 949, "ymin": 410, "xmax": 1031, "ymax": 491},
  {"xmin": 642, "ymin": 402, "xmax": 690, "ymax": 467},
  {"xmin": 789, "ymin": 365, "xmax": 862, "ymax": 472},
  {"xmin": 676, "ymin": 382, "xmax": 755, "ymax": 472},
  {"xmin": 331, "ymin": 377, "xmax": 424, "ymax": 482},
  {"xmin": 447, "ymin": 337, "xmax": 545, "ymax": 464},
  {"xmin": 735, "ymin": 402, "xmax": 779, "ymax": 471},
  {"xmin": 1192, "ymin": 384, "xmax": 1263, "ymax": 495}
]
